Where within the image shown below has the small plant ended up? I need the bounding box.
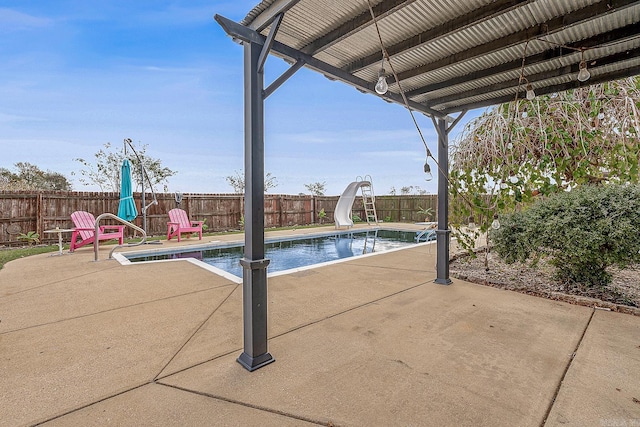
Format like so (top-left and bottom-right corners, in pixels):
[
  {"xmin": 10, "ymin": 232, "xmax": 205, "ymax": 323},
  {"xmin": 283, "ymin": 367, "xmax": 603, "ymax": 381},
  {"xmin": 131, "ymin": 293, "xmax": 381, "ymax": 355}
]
[
  {"xmin": 201, "ymin": 218, "xmax": 209, "ymax": 232},
  {"xmin": 384, "ymin": 215, "xmax": 392, "ymax": 222},
  {"xmin": 417, "ymin": 206, "xmax": 434, "ymax": 221},
  {"xmin": 318, "ymin": 208, "xmax": 327, "ymax": 224},
  {"xmin": 17, "ymin": 231, "xmax": 40, "ymax": 246},
  {"xmin": 239, "ymin": 215, "xmax": 245, "ymax": 230},
  {"xmin": 352, "ymin": 214, "xmax": 362, "ymax": 223}
]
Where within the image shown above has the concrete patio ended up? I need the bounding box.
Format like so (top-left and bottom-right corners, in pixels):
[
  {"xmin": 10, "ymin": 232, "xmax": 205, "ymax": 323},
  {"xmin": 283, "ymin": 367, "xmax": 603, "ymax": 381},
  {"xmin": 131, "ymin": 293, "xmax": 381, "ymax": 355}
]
[{"xmin": 1, "ymin": 224, "xmax": 639, "ymax": 426}]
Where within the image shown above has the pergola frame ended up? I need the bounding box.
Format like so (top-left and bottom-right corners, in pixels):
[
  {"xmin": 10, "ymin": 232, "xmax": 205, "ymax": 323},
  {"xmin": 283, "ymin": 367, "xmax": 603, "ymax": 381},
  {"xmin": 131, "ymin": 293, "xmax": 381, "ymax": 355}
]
[
  {"xmin": 217, "ymin": 12, "xmax": 457, "ymax": 371},
  {"xmin": 215, "ymin": 0, "xmax": 640, "ymax": 371}
]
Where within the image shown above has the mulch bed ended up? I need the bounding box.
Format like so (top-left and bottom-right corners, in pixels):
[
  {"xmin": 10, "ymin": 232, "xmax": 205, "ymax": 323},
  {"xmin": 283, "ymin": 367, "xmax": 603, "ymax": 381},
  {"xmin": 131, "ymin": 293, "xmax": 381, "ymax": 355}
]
[{"xmin": 449, "ymin": 248, "xmax": 640, "ymax": 316}]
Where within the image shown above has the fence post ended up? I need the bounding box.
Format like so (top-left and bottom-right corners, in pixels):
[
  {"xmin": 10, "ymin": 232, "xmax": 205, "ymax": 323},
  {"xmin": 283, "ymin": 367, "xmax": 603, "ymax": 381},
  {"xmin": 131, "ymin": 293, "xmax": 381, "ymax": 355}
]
[{"xmin": 37, "ymin": 192, "xmax": 43, "ymax": 238}]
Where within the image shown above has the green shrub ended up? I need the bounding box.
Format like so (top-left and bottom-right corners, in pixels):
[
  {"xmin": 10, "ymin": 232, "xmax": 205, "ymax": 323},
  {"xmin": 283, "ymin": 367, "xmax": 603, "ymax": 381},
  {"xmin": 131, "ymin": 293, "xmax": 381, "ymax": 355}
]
[
  {"xmin": 318, "ymin": 208, "xmax": 327, "ymax": 224},
  {"xmin": 17, "ymin": 231, "xmax": 40, "ymax": 245},
  {"xmin": 491, "ymin": 184, "xmax": 640, "ymax": 287}
]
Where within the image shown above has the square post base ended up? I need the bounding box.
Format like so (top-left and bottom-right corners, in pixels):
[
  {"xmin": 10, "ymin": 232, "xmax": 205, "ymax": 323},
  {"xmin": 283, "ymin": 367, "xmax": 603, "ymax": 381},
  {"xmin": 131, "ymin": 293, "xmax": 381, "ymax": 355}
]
[
  {"xmin": 237, "ymin": 351, "xmax": 275, "ymax": 372},
  {"xmin": 434, "ymin": 229, "xmax": 452, "ymax": 285}
]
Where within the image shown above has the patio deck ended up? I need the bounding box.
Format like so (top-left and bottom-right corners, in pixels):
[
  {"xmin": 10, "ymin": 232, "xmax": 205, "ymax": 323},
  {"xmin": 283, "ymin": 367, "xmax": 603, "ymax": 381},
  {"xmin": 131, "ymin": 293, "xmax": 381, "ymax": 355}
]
[{"xmin": 1, "ymin": 224, "xmax": 639, "ymax": 426}]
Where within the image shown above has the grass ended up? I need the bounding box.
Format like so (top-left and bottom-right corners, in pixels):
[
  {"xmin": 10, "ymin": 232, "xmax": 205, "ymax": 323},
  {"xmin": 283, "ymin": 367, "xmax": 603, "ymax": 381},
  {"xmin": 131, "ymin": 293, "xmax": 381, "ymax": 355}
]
[{"xmin": 0, "ymin": 245, "xmax": 59, "ymax": 270}]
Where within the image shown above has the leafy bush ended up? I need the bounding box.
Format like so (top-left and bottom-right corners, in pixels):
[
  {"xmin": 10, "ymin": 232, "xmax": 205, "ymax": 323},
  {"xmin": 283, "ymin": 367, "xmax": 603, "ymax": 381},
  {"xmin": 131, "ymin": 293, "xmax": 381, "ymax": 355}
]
[
  {"xmin": 491, "ymin": 184, "xmax": 640, "ymax": 287},
  {"xmin": 17, "ymin": 231, "xmax": 40, "ymax": 245},
  {"xmin": 318, "ymin": 208, "xmax": 327, "ymax": 224}
]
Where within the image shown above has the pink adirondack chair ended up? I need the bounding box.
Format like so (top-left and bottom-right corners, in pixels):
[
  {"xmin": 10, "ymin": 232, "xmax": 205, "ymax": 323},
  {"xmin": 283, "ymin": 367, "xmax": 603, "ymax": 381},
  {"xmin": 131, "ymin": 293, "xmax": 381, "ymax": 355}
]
[
  {"xmin": 167, "ymin": 208, "xmax": 203, "ymax": 242},
  {"xmin": 70, "ymin": 211, "xmax": 124, "ymax": 252}
]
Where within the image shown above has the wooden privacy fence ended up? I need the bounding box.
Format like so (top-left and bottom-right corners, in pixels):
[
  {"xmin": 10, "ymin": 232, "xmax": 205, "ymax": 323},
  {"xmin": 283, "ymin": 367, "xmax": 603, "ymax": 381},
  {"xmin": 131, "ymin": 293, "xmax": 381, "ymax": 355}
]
[{"xmin": 0, "ymin": 190, "xmax": 438, "ymax": 246}]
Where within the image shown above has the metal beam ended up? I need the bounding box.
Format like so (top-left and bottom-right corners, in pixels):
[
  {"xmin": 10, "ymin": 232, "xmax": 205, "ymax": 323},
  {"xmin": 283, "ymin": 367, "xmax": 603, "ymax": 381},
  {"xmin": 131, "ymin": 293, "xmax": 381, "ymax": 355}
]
[
  {"xmin": 446, "ymin": 110, "xmax": 467, "ymax": 135},
  {"xmin": 237, "ymin": 40, "xmax": 275, "ymax": 372},
  {"xmin": 404, "ymin": 25, "xmax": 640, "ymax": 99},
  {"xmin": 264, "ymin": 60, "xmax": 305, "ymax": 99},
  {"xmin": 441, "ymin": 64, "xmax": 640, "ymax": 114},
  {"xmin": 244, "ymin": 0, "xmax": 301, "ymax": 32},
  {"xmin": 301, "ymin": 0, "xmax": 418, "ymax": 55},
  {"xmin": 257, "ymin": 13, "xmax": 283, "ymax": 73},
  {"xmin": 388, "ymin": 0, "xmax": 639, "ymax": 84},
  {"xmin": 428, "ymin": 46, "xmax": 640, "ymax": 108},
  {"xmin": 344, "ymin": 0, "xmax": 534, "ymax": 73},
  {"xmin": 215, "ymin": 14, "xmax": 445, "ymax": 118}
]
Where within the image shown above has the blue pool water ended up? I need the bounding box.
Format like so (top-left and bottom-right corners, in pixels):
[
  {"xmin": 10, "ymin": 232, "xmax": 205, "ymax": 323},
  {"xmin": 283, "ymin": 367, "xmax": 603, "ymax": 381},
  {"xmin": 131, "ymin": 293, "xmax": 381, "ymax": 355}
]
[{"xmin": 125, "ymin": 229, "xmax": 426, "ymax": 277}]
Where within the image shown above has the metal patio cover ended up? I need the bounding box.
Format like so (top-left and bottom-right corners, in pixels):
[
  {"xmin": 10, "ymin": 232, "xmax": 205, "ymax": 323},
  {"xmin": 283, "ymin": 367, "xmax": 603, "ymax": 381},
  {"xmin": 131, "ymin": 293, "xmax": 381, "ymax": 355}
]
[
  {"xmin": 227, "ymin": 0, "xmax": 640, "ymax": 118},
  {"xmin": 215, "ymin": 0, "xmax": 640, "ymax": 372}
]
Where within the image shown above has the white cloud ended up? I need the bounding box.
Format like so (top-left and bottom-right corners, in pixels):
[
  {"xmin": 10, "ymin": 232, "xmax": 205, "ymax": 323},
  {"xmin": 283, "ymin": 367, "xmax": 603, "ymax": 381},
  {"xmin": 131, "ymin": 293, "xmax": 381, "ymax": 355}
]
[
  {"xmin": 0, "ymin": 8, "xmax": 52, "ymax": 32},
  {"xmin": 0, "ymin": 112, "xmax": 45, "ymax": 124}
]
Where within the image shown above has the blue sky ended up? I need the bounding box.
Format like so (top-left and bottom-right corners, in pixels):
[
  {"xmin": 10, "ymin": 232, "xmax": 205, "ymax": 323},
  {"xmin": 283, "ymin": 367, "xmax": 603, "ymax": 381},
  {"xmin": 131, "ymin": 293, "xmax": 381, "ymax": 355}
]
[{"xmin": 1, "ymin": 0, "xmax": 482, "ymax": 196}]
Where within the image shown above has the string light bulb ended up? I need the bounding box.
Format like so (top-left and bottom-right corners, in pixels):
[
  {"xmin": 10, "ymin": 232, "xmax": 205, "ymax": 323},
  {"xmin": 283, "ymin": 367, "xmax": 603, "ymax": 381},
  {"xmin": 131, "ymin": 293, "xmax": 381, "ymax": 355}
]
[
  {"xmin": 468, "ymin": 216, "xmax": 476, "ymax": 230},
  {"xmin": 491, "ymin": 214, "xmax": 501, "ymax": 230},
  {"xmin": 526, "ymin": 83, "xmax": 535, "ymax": 100},
  {"xmin": 423, "ymin": 158, "xmax": 433, "ymax": 181},
  {"xmin": 375, "ymin": 68, "xmax": 388, "ymax": 95},
  {"xmin": 577, "ymin": 51, "xmax": 590, "ymax": 82},
  {"xmin": 597, "ymin": 108, "xmax": 604, "ymax": 120}
]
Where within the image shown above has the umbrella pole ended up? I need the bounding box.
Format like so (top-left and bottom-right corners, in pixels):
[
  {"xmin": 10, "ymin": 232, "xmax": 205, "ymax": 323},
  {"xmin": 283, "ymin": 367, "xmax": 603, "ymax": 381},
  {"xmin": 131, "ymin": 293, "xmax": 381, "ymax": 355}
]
[
  {"xmin": 140, "ymin": 161, "xmax": 147, "ymax": 234},
  {"xmin": 123, "ymin": 138, "xmax": 161, "ymax": 245}
]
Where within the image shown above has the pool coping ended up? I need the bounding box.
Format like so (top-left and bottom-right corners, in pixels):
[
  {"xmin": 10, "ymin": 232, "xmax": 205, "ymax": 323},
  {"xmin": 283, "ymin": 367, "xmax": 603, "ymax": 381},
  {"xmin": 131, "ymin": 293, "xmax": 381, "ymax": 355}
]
[{"xmin": 112, "ymin": 227, "xmax": 435, "ymax": 283}]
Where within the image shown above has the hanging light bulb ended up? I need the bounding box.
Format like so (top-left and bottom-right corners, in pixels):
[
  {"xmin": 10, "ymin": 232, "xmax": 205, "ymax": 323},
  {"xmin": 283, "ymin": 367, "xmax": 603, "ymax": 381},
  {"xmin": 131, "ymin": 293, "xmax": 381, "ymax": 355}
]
[
  {"xmin": 577, "ymin": 60, "xmax": 590, "ymax": 82},
  {"xmin": 468, "ymin": 216, "xmax": 476, "ymax": 230},
  {"xmin": 509, "ymin": 175, "xmax": 519, "ymax": 184},
  {"xmin": 491, "ymin": 214, "xmax": 501, "ymax": 230},
  {"xmin": 423, "ymin": 159, "xmax": 433, "ymax": 181},
  {"xmin": 500, "ymin": 182, "xmax": 508, "ymax": 190},
  {"xmin": 375, "ymin": 68, "xmax": 388, "ymax": 95},
  {"xmin": 526, "ymin": 84, "xmax": 535, "ymax": 100},
  {"xmin": 597, "ymin": 108, "xmax": 604, "ymax": 120}
]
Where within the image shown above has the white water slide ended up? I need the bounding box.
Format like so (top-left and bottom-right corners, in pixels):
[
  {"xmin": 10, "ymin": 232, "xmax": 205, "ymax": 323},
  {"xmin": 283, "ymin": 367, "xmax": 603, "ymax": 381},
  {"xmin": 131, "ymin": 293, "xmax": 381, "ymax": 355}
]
[{"xmin": 334, "ymin": 180, "xmax": 372, "ymax": 229}]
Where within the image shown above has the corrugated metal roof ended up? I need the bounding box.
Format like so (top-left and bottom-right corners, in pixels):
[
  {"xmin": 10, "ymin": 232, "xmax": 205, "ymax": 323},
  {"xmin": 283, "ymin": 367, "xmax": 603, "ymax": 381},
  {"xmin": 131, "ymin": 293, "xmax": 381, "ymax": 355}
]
[{"xmin": 225, "ymin": 0, "xmax": 640, "ymax": 116}]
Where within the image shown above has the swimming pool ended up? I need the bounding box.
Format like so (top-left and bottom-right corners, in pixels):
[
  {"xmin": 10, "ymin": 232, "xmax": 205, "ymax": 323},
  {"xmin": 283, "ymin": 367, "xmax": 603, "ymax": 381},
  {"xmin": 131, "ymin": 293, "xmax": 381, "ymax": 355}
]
[{"xmin": 123, "ymin": 228, "xmax": 431, "ymax": 279}]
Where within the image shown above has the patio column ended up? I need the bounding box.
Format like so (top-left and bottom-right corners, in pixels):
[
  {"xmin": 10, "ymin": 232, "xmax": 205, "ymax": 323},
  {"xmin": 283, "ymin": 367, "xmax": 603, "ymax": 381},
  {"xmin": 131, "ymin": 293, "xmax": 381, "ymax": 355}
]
[
  {"xmin": 237, "ymin": 39, "xmax": 274, "ymax": 372},
  {"xmin": 434, "ymin": 117, "xmax": 452, "ymax": 285}
]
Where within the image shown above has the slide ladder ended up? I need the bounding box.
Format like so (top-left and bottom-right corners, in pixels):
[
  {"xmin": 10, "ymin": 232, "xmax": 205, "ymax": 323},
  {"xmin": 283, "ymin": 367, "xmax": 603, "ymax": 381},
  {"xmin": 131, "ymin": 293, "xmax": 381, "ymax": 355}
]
[{"xmin": 357, "ymin": 175, "xmax": 378, "ymax": 225}]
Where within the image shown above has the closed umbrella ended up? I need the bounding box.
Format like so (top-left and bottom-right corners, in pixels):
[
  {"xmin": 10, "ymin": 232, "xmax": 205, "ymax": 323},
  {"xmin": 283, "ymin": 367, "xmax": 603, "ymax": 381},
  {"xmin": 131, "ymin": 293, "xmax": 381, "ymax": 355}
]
[{"xmin": 117, "ymin": 159, "xmax": 138, "ymax": 221}]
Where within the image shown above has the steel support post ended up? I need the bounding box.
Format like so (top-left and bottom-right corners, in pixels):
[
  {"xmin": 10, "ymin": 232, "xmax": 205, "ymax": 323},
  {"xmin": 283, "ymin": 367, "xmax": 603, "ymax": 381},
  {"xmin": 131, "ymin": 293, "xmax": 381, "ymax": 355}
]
[
  {"xmin": 434, "ymin": 117, "xmax": 452, "ymax": 285},
  {"xmin": 237, "ymin": 40, "xmax": 274, "ymax": 372}
]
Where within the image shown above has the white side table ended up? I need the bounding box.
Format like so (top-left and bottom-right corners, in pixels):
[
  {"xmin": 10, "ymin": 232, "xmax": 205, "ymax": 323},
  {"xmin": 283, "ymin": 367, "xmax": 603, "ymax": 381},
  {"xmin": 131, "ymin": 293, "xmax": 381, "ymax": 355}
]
[{"xmin": 44, "ymin": 229, "xmax": 74, "ymax": 256}]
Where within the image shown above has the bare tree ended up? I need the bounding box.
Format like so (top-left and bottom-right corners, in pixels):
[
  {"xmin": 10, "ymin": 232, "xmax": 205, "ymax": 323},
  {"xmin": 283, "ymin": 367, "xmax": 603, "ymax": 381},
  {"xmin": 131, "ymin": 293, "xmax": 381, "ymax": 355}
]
[
  {"xmin": 74, "ymin": 142, "xmax": 175, "ymax": 192},
  {"xmin": 225, "ymin": 170, "xmax": 278, "ymax": 193},
  {"xmin": 0, "ymin": 162, "xmax": 72, "ymax": 191},
  {"xmin": 304, "ymin": 181, "xmax": 326, "ymax": 196}
]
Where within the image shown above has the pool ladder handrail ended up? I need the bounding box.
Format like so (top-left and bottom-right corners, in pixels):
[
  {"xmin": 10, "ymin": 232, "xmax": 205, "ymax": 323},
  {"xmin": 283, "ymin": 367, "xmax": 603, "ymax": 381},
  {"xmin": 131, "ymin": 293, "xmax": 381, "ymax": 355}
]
[
  {"xmin": 93, "ymin": 213, "xmax": 148, "ymax": 261},
  {"xmin": 415, "ymin": 227, "xmax": 436, "ymax": 242},
  {"xmin": 362, "ymin": 228, "xmax": 378, "ymax": 254}
]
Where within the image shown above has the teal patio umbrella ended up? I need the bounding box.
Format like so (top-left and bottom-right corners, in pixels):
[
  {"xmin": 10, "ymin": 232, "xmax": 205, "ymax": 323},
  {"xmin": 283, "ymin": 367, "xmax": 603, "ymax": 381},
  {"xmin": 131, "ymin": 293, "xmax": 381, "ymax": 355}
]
[{"xmin": 117, "ymin": 159, "xmax": 138, "ymax": 221}]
